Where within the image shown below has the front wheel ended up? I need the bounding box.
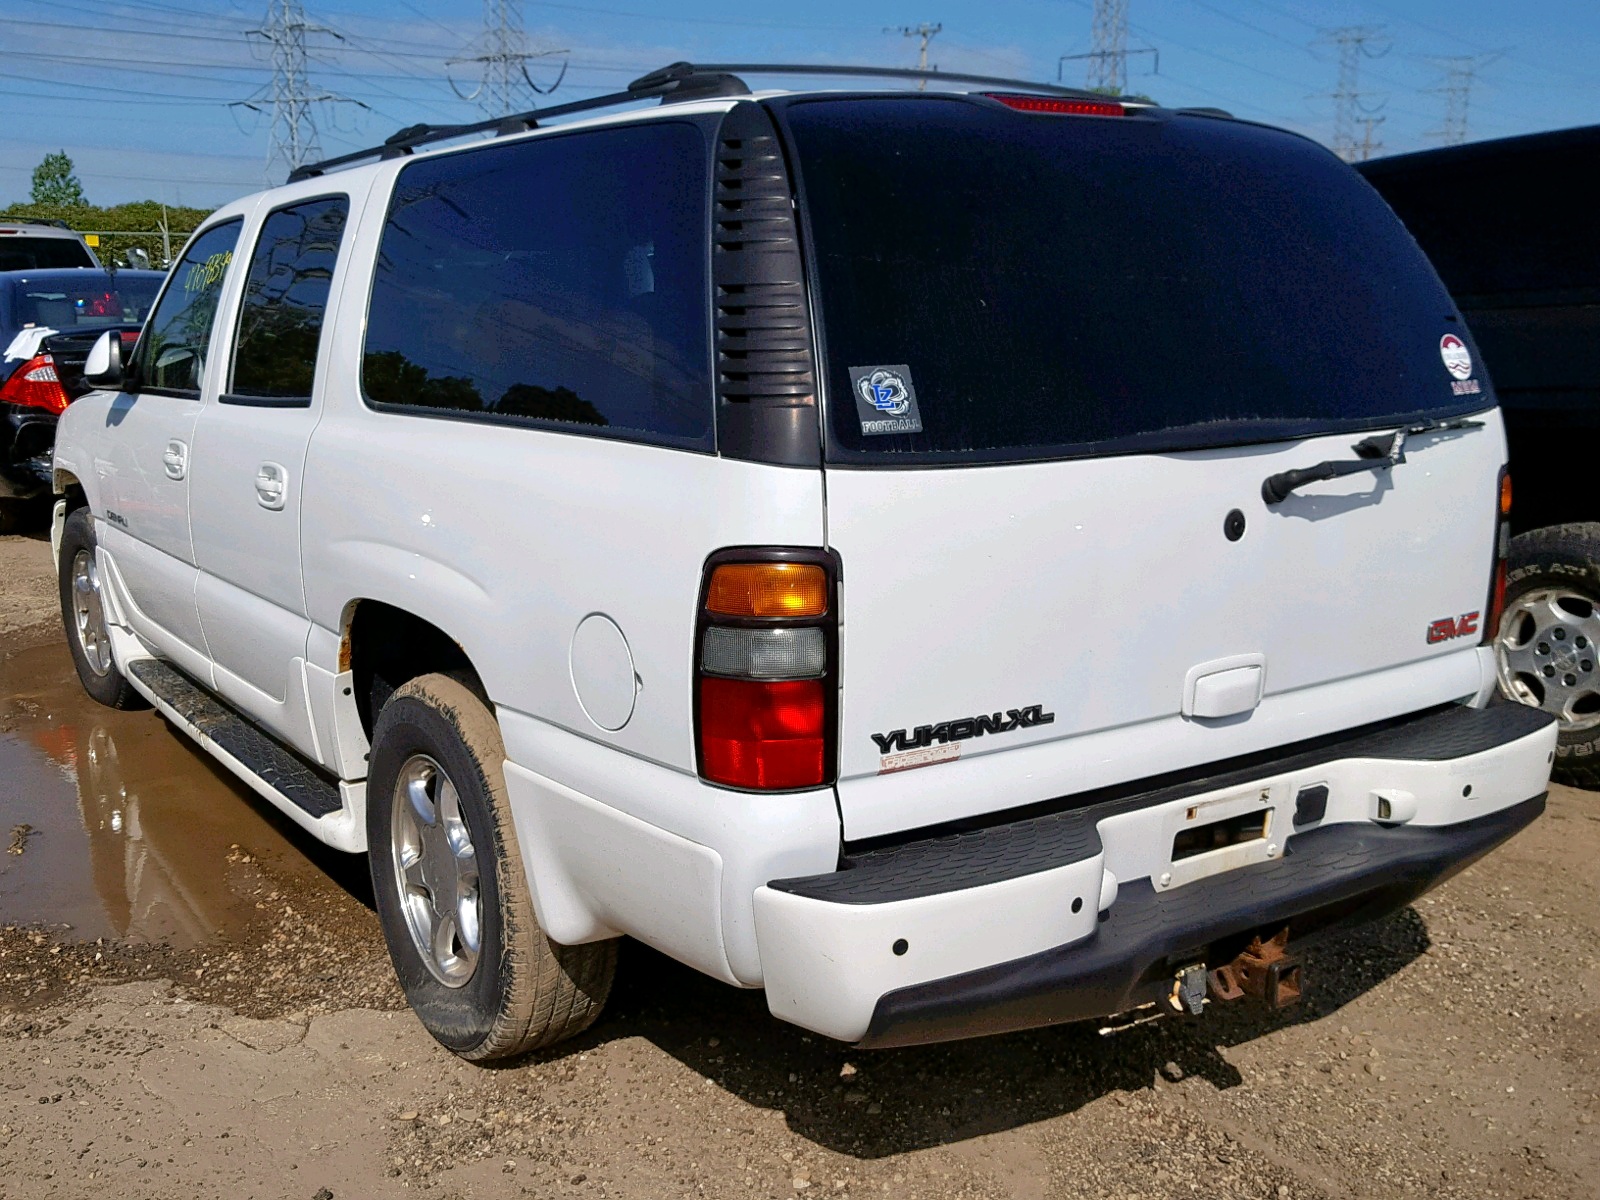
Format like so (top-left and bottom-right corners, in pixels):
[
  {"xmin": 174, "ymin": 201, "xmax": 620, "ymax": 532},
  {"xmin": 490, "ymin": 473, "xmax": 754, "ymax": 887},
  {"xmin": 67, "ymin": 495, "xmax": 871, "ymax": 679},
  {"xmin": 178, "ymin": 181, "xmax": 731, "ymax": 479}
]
[
  {"xmin": 57, "ymin": 507, "xmax": 145, "ymax": 710},
  {"xmin": 1495, "ymin": 523, "xmax": 1600, "ymax": 789},
  {"xmin": 367, "ymin": 673, "xmax": 616, "ymax": 1060}
]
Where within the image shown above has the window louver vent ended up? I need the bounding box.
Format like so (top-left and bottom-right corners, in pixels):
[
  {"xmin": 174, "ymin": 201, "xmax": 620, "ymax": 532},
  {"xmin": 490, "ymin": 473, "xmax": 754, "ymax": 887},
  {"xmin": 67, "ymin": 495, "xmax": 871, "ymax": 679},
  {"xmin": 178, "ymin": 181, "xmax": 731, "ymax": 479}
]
[{"xmin": 712, "ymin": 102, "xmax": 820, "ymax": 466}]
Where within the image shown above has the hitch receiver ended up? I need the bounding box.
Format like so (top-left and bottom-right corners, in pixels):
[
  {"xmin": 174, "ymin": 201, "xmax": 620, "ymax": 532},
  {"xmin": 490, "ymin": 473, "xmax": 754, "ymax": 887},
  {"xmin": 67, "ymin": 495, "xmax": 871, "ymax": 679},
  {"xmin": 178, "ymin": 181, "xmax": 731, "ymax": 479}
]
[{"xmin": 1208, "ymin": 928, "xmax": 1303, "ymax": 1009}]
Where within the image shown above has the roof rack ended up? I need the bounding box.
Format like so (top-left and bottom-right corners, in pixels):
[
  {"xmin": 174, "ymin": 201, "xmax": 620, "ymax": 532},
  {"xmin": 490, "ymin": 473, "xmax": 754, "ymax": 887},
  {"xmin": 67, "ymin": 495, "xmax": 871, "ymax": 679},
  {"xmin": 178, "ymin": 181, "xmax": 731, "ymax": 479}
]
[{"xmin": 286, "ymin": 61, "xmax": 1112, "ymax": 184}]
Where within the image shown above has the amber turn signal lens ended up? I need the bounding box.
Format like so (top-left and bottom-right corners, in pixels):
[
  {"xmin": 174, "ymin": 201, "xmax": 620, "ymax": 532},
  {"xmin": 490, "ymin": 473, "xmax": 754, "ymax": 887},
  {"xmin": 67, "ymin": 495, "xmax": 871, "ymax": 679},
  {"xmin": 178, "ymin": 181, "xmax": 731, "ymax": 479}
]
[
  {"xmin": 1499, "ymin": 472, "xmax": 1513, "ymax": 516},
  {"xmin": 706, "ymin": 562, "xmax": 828, "ymax": 618}
]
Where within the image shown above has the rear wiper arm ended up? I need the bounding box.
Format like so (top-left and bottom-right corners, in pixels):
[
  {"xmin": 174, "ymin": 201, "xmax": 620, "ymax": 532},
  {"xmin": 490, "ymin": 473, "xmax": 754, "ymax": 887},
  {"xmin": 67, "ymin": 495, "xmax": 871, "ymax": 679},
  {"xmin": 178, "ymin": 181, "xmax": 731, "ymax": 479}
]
[{"xmin": 1261, "ymin": 415, "xmax": 1484, "ymax": 505}]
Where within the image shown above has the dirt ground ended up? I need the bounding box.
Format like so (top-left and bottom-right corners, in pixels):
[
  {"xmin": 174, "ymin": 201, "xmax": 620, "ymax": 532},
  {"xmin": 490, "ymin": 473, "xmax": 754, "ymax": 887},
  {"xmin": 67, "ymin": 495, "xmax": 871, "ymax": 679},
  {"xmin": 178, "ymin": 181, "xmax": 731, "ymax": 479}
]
[{"xmin": 1, "ymin": 529, "xmax": 1596, "ymax": 1200}]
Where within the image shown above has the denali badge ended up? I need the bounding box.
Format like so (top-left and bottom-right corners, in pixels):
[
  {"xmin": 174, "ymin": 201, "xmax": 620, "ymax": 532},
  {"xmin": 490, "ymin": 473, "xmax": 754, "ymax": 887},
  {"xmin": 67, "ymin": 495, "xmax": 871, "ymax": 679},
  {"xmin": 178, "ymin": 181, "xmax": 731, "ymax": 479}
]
[
  {"xmin": 871, "ymin": 704, "xmax": 1055, "ymax": 754},
  {"xmin": 1427, "ymin": 611, "xmax": 1480, "ymax": 644}
]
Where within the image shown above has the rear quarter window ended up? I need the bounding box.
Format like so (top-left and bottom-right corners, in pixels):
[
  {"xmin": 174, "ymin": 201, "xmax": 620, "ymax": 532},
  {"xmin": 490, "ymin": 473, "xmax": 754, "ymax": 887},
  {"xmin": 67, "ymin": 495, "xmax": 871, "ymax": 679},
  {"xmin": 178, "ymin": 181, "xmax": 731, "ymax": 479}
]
[{"xmin": 362, "ymin": 120, "xmax": 713, "ymax": 449}]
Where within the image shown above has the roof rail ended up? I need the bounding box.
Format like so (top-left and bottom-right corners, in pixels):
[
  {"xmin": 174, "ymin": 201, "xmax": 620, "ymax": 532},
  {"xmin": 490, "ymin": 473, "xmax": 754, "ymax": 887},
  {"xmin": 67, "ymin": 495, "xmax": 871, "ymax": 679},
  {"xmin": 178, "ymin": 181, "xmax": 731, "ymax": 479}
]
[{"xmin": 286, "ymin": 61, "xmax": 1112, "ymax": 184}]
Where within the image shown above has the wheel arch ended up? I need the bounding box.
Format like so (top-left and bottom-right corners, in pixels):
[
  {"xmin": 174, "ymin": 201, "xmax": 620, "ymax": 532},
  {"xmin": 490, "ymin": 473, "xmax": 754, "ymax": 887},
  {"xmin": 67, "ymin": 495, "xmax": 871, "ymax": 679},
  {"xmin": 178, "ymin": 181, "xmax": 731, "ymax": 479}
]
[{"xmin": 339, "ymin": 598, "xmax": 491, "ymax": 741}]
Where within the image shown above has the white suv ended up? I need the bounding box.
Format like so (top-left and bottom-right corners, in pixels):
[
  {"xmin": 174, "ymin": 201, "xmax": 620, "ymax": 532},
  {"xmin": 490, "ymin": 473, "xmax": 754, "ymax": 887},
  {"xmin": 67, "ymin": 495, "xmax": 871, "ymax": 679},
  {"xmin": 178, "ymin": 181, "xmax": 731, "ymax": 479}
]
[{"xmin": 50, "ymin": 64, "xmax": 1557, "ymax": 1060}]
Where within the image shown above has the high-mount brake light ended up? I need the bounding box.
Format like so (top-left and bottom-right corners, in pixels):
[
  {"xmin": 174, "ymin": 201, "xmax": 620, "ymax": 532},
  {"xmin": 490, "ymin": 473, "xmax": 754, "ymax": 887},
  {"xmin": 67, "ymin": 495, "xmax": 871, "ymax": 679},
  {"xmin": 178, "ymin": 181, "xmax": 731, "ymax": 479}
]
[
  {"xmin": 0, "ymin": 354, "xmax": 70, "ymax": 415},
  {"xmin": 1485, "ymin": 467, "xmax": 1512, "ymax": 645},
  {"xmin": 696, "ymin": 552, "xmax": 837, "ymax": 791},
  {"xmin": 983, "ymin": 93, "xmax": 1126, "ymax": 116}
]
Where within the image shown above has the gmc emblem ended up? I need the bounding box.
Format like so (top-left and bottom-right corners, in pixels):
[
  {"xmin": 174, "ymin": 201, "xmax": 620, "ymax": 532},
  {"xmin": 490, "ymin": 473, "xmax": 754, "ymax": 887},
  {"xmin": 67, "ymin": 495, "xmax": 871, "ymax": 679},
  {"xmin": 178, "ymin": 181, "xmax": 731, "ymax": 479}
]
[{"xmin": 1427, "ymin": 611, "xmax": 1481, "ymax": 644}]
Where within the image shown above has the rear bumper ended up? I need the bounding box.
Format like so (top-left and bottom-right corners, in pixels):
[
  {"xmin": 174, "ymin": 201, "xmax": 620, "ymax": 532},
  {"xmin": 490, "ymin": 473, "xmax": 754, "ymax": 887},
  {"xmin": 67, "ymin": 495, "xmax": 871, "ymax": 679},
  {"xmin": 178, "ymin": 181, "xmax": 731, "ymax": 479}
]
[{"xmin": 753, "ymin": 702, "xmax": 1556, "ymax": 1045}]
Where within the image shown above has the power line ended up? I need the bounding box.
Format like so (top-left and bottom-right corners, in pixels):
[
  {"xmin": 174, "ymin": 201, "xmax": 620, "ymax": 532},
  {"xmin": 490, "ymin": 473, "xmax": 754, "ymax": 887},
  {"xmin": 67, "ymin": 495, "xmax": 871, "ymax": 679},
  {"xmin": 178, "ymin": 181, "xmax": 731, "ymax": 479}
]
[
  {"xmin": 231, "ymin": 0, "xmax": 369, "ymax": 181},
  {"xmin": 1316, "ymin": 25, "xmax": 1388, "ymax": 162},
  {"xmin": 448, "ymin": 1, "xmax": 568, "ymax": 118}
]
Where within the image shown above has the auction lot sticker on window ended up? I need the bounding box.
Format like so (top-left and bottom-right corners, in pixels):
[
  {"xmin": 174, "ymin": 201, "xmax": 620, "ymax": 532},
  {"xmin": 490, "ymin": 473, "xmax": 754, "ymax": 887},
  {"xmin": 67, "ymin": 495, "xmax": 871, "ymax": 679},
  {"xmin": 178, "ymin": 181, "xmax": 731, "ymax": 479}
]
[{"xmin": 850, "ymin": 364, "xmax": 922, "ymax": 435}]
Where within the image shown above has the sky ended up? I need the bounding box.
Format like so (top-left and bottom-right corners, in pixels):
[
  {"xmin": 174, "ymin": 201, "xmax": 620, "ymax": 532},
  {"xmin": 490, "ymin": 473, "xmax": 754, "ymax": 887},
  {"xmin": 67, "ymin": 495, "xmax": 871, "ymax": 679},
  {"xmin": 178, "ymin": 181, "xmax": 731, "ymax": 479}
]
[{"xmin": 1, "ymin": 0, "xmax": 1596, "ymax": 210}]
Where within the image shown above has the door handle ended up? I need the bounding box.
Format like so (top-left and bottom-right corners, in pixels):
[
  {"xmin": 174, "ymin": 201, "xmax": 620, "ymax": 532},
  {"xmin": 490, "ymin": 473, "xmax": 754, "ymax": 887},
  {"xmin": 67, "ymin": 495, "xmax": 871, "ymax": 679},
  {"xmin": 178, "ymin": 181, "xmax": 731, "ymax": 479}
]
[
  {"xmin": 162, "ymin": 439, "xmax": 187, "ymax": 481},
  {"xmin": 255, "ymin": 462, "xmax": 288, "ymax": 510}
]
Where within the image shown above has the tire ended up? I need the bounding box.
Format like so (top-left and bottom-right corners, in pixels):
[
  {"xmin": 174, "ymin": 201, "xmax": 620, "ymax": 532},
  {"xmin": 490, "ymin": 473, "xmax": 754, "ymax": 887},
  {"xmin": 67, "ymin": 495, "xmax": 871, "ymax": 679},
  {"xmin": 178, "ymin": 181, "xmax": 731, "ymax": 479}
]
[
  {"xmin": 367, "ymin": 673, "xmax": 615, "ymax": 1060},
  {"xmin": 1495, "ymin": 523, "xmax": 1600, "ymax": 789},
  {"xmin": 57, "ymin": 507, "xmax": 145, "ymax": 710}
]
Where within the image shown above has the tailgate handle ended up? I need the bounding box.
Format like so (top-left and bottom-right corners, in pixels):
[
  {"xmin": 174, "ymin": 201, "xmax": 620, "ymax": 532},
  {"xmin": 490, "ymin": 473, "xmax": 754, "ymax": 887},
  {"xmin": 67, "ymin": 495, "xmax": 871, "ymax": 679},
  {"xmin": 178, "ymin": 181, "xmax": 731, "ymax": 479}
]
[{"xmin": 1183, "ymin": 655, "xmax": 1266, "ymax": 720}]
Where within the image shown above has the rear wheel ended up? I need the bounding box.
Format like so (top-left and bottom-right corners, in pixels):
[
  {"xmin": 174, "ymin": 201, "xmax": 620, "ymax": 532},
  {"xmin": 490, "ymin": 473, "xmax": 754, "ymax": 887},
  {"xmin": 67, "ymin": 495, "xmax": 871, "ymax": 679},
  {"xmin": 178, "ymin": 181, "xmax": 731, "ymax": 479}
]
[
  {"xmin": 367, "ymin": 673, "xmax": 615, "ymax": 1060},
  {"xmin": 1496, "ymin": 523, "xmax": 1600, "ymax": 788},
  {"xmin": 57, "ymin": 507, "xmax": 145, "ymax": 710}
]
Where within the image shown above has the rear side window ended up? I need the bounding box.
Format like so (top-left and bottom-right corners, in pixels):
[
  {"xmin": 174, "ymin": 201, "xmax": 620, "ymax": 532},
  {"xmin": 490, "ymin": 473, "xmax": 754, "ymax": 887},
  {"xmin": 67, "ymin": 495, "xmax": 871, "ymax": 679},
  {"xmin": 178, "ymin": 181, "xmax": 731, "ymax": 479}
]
[
  {"xmin": 782, "ymin": 98, "xmax": 1482, "ymax": 464},
  {"xmin": 134, "ymin": 220, "xmax": 242, "ymax": 395},
  {"xmin": 0, "ymin": 235, "xmax": 94, "ymax": 271},
  {"xmin": 363, "ymin": 121, "xmax": 713, "ymax": 448},
  {"xmin": 230, "ymin": 196, "xmax": 350, "ymax": 401}
]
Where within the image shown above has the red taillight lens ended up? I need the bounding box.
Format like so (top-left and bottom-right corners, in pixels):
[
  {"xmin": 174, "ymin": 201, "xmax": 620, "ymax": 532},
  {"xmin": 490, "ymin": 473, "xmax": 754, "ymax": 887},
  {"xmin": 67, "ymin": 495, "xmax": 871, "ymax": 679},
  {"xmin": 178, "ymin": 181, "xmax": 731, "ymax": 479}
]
[
  {"xmin": 0, "ymin": 354, "xmax": 70, "ymax": 415},
  {"xmin": 699, "ymin": 677, "xmax": 826, "ymax": 790},
  {"xmin": 983, "ymin": 93, "xmax": 1126, "ymax": 116}
]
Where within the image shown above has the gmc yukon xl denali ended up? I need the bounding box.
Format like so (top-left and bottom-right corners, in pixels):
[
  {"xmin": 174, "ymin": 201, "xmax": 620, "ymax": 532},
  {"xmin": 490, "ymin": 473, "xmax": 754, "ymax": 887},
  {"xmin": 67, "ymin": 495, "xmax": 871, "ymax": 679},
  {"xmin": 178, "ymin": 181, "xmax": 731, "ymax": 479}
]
[{"xmin": 50, "ymin": 64, "xmax": 1556, "ymax": 1061}]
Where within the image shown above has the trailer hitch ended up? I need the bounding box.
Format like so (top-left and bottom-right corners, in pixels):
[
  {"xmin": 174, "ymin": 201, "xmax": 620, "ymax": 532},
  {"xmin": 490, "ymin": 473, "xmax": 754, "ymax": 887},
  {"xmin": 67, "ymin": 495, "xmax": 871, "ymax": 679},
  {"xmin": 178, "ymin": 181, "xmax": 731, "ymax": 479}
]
[{"xmin": 1208, "ymin": 928, "xmax": 1302, "ymax": 1009}]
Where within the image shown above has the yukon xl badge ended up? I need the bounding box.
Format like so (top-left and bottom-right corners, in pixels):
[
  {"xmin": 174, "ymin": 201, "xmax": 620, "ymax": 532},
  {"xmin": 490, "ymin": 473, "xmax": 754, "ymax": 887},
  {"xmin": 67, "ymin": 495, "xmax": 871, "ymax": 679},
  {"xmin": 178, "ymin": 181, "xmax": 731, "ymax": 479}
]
[
  {"xmin": 872, "ymin": 704, "xmax": 1054, "ymax": 775},
  {"xmin": 849, "ymin": 364, "xmax": 923, "ymax": 436}
]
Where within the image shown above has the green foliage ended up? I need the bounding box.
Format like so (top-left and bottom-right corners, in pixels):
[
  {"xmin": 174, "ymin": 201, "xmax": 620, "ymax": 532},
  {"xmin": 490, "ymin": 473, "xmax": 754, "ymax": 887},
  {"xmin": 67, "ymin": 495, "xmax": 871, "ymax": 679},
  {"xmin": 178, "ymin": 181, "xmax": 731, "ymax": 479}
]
[
  {"xmin": 31, "ymin": 151, "xmax": 86, "ymax": 207},
  {"xmin": 0, "ymin": 199, "xmax": 214, "ymax": 268}
]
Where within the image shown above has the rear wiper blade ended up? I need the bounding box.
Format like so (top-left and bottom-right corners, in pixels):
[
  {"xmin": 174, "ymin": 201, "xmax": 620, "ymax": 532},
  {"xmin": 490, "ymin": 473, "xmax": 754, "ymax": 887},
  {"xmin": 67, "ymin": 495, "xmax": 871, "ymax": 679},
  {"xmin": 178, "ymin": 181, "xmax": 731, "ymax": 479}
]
[{"xmin": 1261, "ymin": 415, "xmax": 1484, "ymax": 505}]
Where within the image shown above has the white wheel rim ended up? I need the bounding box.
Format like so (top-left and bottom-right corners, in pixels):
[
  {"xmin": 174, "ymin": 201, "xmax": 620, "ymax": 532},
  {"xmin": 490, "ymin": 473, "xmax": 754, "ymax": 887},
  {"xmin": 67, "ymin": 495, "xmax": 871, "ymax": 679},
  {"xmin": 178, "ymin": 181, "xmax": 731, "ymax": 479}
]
[
  {"xmin": 1496, "ymin": 587, "xmax": 1600, "ymax": 732},
  {"xmin": 71, "ymin": 548, "xmax": 113, "ymax": 677}
]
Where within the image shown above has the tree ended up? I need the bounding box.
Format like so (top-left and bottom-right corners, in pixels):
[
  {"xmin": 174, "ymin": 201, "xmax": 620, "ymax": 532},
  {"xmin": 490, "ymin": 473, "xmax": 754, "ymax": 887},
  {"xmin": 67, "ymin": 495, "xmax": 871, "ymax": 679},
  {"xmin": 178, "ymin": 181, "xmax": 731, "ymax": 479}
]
[{"xmin": 31, "ymin": 151, "xmax": 87, "ymax": 207}]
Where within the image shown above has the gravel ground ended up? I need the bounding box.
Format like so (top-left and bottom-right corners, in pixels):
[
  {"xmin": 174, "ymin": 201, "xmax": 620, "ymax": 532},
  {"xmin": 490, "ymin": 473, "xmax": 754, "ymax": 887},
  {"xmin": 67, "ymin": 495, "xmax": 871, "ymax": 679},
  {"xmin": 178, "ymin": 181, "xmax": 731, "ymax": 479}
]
[{"xmin": 1, "ymin": 530, "xmax": 1596, "ymax": 1200}]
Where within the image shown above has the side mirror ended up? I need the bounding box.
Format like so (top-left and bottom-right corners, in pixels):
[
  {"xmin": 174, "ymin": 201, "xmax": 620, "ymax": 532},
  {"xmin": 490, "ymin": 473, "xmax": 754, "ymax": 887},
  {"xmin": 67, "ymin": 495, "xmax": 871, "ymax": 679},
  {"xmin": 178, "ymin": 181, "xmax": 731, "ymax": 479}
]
[{"xmin": 83, "ymin": 329, "xmax": 126, "ymax": 391}]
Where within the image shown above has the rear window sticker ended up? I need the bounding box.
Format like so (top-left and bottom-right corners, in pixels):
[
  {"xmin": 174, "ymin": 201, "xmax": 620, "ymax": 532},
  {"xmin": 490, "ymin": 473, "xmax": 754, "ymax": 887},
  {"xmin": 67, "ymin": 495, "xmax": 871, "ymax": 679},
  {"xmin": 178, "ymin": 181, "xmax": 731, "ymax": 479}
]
[
  {"xmin": 850, "ymin": 364, "xmax": 922, "ymax": 435},
  {"xmin": 1439, "ymin": 334, "xmax": 1473, "ymax": 380}
]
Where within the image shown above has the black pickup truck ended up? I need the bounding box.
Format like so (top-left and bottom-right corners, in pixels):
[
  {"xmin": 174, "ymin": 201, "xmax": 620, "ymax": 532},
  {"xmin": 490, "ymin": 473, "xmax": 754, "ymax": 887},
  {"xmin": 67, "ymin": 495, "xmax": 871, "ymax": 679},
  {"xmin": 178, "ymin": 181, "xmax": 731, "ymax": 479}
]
[{"xmin": 1361, "ymin": 126, "xmax": 1600, "ymax": 786}]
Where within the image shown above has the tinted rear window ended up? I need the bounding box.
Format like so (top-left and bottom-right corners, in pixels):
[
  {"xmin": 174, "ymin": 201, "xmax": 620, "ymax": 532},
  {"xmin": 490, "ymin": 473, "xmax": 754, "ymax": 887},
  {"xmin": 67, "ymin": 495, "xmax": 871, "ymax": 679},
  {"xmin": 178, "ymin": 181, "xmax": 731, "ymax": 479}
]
[
  {"xmin": 782, "ymin": 98, "xmax": 1484, "ymax": 464},
  {"xmin": 12, "ymin": 274, "xmax": 160, "ymax": 331},
  {"xmin": 0, "ymin": 235, "xmax": 94, "ymax": 271}
]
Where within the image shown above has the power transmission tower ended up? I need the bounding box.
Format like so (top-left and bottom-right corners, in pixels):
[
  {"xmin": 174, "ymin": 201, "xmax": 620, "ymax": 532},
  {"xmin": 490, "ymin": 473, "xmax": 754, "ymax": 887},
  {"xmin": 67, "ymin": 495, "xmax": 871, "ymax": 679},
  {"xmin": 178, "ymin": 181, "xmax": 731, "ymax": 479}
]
[
  {"xmin": 232, "ymin": 0, "xmax": 368, "ymax": 180},
  {"xmin": 1425, "ymin": 54, "xmax": 1498, "ymax": 146},
  {"xmin": 448, "ymin": 0, "xmax": 568, "ymax": 118},
  {"xmin": 1356, "ymin": 115, "xmax": 1386, "ymax": 161},
  {"xmin": 887, "ymin": 23, "xmax": 941, "ymax": 90},
  {"xmin": 1316, "ymin": 25, "xmax": 1387, "ymax": 162},
  {"xmin": 1057, "ymin": 1, "xmax": 1156, "ymax": 95},
  {"xmin": 1088, "ymin": 0, "xmax": 1128, "ymax": 93}
]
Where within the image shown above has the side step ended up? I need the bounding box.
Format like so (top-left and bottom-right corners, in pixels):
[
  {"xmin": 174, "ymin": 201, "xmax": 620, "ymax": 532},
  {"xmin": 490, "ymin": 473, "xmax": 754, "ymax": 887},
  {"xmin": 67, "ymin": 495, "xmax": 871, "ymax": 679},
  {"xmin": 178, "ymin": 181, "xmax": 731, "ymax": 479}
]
[{"xmin": 128, "ymin": 658, "xmax": 344, "ymax": 820}]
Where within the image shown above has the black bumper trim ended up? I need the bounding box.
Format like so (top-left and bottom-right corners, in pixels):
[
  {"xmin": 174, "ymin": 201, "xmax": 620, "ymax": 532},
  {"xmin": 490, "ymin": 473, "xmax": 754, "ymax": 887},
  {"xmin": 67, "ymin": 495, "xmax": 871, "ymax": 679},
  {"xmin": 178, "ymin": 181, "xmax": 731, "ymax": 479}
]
[
  {"xmin": 856, "ymin": 792, "xmax": 1545, "ymax": 1049},
  {"xmin": 773, "ymin": 701, "xmax": 1553, "ymax": 906}
]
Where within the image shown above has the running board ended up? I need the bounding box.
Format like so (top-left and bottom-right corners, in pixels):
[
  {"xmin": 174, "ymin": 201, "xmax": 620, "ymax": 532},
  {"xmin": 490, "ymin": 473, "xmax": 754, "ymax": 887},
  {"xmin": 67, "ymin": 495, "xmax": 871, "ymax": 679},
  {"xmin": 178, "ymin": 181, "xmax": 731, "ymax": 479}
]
[{"xmin": 126, "ymin": 658, "xmax": 367, "ymax": 853}]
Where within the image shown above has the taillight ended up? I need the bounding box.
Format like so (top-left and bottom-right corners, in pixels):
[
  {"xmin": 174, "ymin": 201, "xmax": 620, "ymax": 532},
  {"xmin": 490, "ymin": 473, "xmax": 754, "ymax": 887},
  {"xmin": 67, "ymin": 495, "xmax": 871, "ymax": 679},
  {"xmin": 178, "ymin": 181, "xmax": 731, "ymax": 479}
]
[
  {"xmin": 982, "ymin": 93, "xmax": 1126, "ymax": 116},
  {"xmin": 0, "ymin": 354, "xmax": 70, "ymax": 415},
  {"xmin": 696, "ymin": 551, "xmax": 838, "ymax": 790},
  {"xmin": 1484, "ymin": 467, "xmax": 1511, "ymax": 644}
]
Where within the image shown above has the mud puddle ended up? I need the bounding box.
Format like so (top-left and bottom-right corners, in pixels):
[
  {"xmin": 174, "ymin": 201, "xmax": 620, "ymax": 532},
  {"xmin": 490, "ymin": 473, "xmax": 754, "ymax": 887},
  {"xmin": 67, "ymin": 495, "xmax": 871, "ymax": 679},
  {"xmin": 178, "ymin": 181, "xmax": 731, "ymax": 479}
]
[{"xmin": 0, "ymin": 640, "xmax": 363, "ymax": 948}]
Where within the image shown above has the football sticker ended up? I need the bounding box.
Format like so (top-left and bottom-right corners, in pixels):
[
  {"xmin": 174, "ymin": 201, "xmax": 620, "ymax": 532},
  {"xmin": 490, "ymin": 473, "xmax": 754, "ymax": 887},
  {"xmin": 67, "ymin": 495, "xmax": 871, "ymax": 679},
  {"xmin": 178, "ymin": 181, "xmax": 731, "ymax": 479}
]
[
  {"xmin": 849, "ymin": 365, "xmax": 922, "ymax": 435},
  {"xmin": 1439, "ymin": 334, "xmax": 1473, "ymax": 380}
]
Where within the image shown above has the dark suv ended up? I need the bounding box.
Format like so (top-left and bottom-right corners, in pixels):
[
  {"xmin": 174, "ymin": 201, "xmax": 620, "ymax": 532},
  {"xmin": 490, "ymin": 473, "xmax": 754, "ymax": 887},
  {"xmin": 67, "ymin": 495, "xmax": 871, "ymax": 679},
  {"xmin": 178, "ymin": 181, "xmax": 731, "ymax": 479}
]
[{"xmin": 1362, "ymin": 127, "xmax": 1600, "ymax": 786}]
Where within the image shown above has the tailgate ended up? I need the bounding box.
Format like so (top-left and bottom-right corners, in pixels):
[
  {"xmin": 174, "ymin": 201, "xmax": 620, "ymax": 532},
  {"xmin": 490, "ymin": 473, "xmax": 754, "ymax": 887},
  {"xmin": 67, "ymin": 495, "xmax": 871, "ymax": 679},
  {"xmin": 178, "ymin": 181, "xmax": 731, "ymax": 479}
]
[{"xmin": 828, "ymin": 415, "xmax": 1504, "ymax": 839}]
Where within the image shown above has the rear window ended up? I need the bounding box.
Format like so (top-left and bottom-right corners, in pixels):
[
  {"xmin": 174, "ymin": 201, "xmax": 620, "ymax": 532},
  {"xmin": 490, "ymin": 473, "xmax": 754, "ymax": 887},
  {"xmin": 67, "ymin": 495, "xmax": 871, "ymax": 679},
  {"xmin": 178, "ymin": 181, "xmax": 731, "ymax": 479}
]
[
  {"xmin": 13, "ymin": 275, "xmax": 160, "ymax": 331},
  {"xmin": 0, "ymin": 234, "xmax": 94, "ymax": 271},
  {"xmin": 782, "ymin": 97, "xmax": 1485, "ymax": 464}
]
